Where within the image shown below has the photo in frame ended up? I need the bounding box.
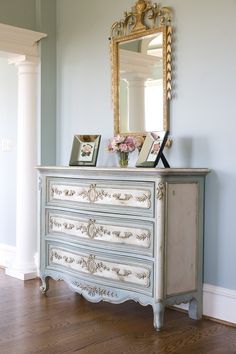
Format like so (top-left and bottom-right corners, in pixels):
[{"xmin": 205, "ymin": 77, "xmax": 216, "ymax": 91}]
[
  {"xmin": 136, "ymin": 131, "xmax": 169, "ymax": 168},
  {"xmin": 69, "ymin": 135, "xmax": 101, "ymax": 166}
]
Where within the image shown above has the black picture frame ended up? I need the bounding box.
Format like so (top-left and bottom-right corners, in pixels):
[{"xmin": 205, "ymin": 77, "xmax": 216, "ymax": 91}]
[
  {"xmin": 136, "ymin": 131, "xmax": 169, "ymax": 168},
  {"xmin": 69, "ymin": 135, "xmax": 101, "ymax": 166}
]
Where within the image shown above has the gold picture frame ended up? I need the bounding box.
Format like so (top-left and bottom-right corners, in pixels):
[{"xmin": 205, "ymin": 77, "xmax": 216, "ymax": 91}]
[{"xmin": 69, "ymin": 135, "xmax": 101, "ymax": 166}]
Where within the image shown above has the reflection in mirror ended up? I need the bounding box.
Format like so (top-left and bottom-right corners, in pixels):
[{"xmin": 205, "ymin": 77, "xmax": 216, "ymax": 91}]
[{"xmin": 119, "ymin": 32, "xmax": 163, "ymax": 133}]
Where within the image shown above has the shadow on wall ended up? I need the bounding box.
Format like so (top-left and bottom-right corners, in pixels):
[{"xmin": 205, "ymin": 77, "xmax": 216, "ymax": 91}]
[
  {"xmin": 165, "ymin": 136, "xmax": 211, "ymax": 168},
  {"xmin": 178, "ymin": 137, "xmax": 193, "ymax": 166},
  {"xmin": 203, "ymin": 170, "xmax": 220, "ymax": 286}
]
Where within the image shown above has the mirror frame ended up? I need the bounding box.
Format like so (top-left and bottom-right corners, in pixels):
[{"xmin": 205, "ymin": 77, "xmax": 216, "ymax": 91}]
[{"xmin": 110, "ymin": 0, "xmax": 172, "ymax": 136}]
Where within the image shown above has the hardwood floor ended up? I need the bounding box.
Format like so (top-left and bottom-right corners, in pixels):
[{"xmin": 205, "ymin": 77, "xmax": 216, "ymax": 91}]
[{"xmin": 0, "ymin": 269, "xmax": 236, "ymax": 354}]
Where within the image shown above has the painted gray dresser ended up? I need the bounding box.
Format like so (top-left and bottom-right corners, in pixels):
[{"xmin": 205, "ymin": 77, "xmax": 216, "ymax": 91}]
[{"xmin": 37, "ymin": 166, "xmax": 209, "ymax": 330}]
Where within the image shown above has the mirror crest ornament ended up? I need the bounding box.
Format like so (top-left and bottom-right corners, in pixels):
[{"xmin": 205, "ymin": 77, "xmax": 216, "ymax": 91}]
[{"xmin": 110, "ymin": 0, "xmax": 172, "ymax": 136}]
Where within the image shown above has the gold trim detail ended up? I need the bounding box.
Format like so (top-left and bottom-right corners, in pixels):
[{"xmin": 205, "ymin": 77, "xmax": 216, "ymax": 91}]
[
  {"xmin": 78, "ymin": 254, "xmax": 110, "ymax": 274},
  {"xmin": 78, "ymin": 184, "xmax": 111, "ymax": 203},
  {"xmin": 157, "ymin": 182, "xmax": 165, "ymax": 200},
  {"xmin": 51, "ymin": 183, "xmax": 151, "ymax": 208},
  {"xmin": 50, "ymin": 250, "xmax": 150, "ymax": 285},
  {"xmin": 112, "ymin": 267, "xmax": 132, "ymax": 280},
  {"xmin": 49, "ymin": 217, "xmax": 151, "ymax": 243},
  {"xmin": 63, "ymin": 223, "xmax": 74, "ymax": 230},
  {"xmin": 50, "ymin": 251, "xmax": 62, "ymax": 262},
  {"xmin": 72, "ymin": 281, "xmax": 118, "ymax": 298},
  {"xmin": 51, "ymin": 187, "xmax": 76, "ymax": 197},
  {"xmin": 110, "ymin": 0, "xmax": 172, "ymax": 136},
  {"xmin": 167, "ymin": 26, "xmax": 172, "ymax": 100},
  {"xmin": 112, "ymin": 267, "xmax": 149, "ymax": 283},
  {"xmin": 136, "ymin": 193, "xmax": 151, "ymax": 208},
  {"xmin": 136, "ymin": 272, "xmax": 149, "ymax": 280},
  {"xmin": 136, "ymin": 232, "xmax": 151, "ymax": 241},
  {"xmin": 111, "ymin": 0, "xmax": 171, "ymax": 37},
  {"xmin": 112, "ymin": 231, "xmax": 132, "ymax": 239},
  {"xmin": 113, "ymin": 193, "xmax": 132, "ymax": 201}
]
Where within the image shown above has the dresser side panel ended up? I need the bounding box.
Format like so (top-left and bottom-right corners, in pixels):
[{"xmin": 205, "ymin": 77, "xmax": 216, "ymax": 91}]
[{"xmin": 166, "ymin": 182, "xmax": 198, "ymax": 296}]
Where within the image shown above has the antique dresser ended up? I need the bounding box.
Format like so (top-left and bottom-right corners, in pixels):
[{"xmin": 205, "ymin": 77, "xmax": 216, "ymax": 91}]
[{"xmin": 38, "ymin": 166, "xmax": 209, "ymax": 330}]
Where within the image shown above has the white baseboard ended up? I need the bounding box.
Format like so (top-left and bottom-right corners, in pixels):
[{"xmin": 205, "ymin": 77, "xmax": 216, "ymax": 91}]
[
  {"xmin": 0, "ymin": 244, "xmax": 39, "ymax": 278},
  {"xmin": 175, "ymin": 284, "xmax": 236, "ymax": 325},
  {"xmin": 203, "ymin": 284, "xmax": 236, "ymax": 324},
  {"xmin": 5, "ymin": 267, "xmax": 38, "ymax": 280},
  {"xmin": 0, "ymin": 243, "xmax": 16, "ymax": 268}
]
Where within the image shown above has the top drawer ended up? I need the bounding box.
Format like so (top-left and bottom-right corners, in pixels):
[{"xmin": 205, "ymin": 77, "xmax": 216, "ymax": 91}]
[{"xmin": 46, "ymin": 177, "xmax": 154, "ymax": 217}]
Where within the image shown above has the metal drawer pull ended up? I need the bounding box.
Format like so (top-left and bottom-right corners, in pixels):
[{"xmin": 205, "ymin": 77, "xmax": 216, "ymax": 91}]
[
  {"xmin": 113, "ymin": 193, "xmax": 133, "ymax": 201},
  {"xmin": 112, "ymin": 267, "xmax": 132, "ymax": 279},
  {"xmin": 64, "ymin": 189, "xmax": 76, "ymax": 196},
  {"xmin": 112, "ymin": 231, "xmax": 132, "ymax": 239},
  {"xmin": 63, "ymin": 222, "xmax": 75, "ymax": 230}
]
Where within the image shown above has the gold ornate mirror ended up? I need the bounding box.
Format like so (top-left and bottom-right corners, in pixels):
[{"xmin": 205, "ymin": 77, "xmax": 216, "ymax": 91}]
[{"xmin": 110, "ymin": 0, "xmax": 172, "ymax": 136}]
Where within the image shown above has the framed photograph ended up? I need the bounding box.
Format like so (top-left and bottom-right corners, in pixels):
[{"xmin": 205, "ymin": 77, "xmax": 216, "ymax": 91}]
[
  {"xmin": 69, "ymin": 135, "xmax": 101, "ymax": 166},
  {"xmin": 136, "ymin": 131, "xmax": 169, "ymax": 168}
]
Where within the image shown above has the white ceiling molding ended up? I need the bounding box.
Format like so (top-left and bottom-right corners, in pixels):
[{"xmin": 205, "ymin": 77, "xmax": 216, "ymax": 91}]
[{"xmin": 0, "ymin": 23, "xmax": 47, "ymax": 58}]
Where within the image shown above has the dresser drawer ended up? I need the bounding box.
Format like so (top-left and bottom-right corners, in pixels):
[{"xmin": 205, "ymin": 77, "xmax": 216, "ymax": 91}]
[
  {"xmin": 46, "ymin": 209, "xmax": 153, "ymax": 256},
  {"xmin": 46, "ymin": 177, "xmax": 154, "ymax": 217},
  {"xmin": 46, "ymin": 243, "xmax": 152, "ymax": 293}
]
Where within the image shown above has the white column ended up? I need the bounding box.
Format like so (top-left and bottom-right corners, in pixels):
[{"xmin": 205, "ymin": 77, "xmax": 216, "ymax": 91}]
[
  {"xmin": 6, "ymin": 56, "xmax": 39, "ymax": 280},
  {"xmin": 127, "ymin": 77, "xmax": 146, "ymax": 132}
]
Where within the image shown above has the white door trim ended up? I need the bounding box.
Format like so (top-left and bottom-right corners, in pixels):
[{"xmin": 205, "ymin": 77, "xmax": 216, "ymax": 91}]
[{"xmin": 0, "ymin": 23, "xmax": 46, "ymax": 280}]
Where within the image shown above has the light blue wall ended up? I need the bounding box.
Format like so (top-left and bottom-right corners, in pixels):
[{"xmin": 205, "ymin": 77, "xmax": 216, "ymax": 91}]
[
  {"xmin": 162, "ymin": 0, "xmax": 236, "ymax": 291},
  {"xmin": 56, "ymin": 0, "xmax": 236, "ymax": 291},
  {"xmin": 0, "ymin": 0, "xmax": 36, "ymax": 30},
  {"xmin": 56, "ymin": 0, "xmax": 127, "ymax": 167},
  {"xmin": 36, "ymin": 0, "xmax": 57, "ymax": 165},
  {"xmin": 0, "ymin": 58, "xmax": 17, "ymax": 246}
]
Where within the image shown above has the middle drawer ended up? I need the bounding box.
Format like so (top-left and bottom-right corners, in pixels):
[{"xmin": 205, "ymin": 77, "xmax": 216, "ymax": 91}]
[{"xmin": 45, "ymin": 209, "xmax": 154, "ymax": 257}]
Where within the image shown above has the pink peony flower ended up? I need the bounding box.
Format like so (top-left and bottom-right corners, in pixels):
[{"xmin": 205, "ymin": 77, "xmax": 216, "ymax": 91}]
[
  {"xmin": 119, "ymin": 143, "xmax": 128, "ymax": 152},
  {"xmin": 107, "ymin": 135, "xmax": 144, "ymax": 153}
]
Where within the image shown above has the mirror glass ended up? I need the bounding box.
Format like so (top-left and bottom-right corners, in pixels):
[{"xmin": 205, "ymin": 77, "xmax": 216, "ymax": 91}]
[{"xmin": 119, "ymin": 31, "xmax": 164, "ymax": 134}]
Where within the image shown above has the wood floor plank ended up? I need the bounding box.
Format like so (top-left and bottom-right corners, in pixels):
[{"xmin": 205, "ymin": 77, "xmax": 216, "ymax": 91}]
[{"xmin": 0, "ymin": 269, "xmax": 236, "ymax": 354}]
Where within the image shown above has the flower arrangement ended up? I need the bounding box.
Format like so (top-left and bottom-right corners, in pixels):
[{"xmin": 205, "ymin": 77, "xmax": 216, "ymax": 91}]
[
  {"xmin": 107, "ymin": 135, "xmax": 144, "ymax": 167},
  {"xmin": 107, "ymin": 135, "xmax": 144, "ymax": 153}
]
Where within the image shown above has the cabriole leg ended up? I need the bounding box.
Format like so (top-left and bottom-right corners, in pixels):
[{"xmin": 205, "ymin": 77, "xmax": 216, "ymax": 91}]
[
  {"xmin": 153, "ymin": 302, "xmax": 165, "ymax": 331},
  {"xmin": 189, "ymin": 297, "xmax": 202, "ymax": 320},
  {"xmin": 40, "ymin": 276, "xmax": 50, "ymax": 295}
]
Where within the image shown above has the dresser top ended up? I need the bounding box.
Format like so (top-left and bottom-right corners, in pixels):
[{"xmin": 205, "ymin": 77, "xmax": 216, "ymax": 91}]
[{"xmin": 37, "ymin": 166, "xmax": 210, "ymax": 176}]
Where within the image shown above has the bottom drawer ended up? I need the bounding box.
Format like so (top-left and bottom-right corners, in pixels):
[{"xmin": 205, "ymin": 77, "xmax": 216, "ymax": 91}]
[{"xmin": 46, "ymin": 243, "xmax": 152, "ymax": 293}]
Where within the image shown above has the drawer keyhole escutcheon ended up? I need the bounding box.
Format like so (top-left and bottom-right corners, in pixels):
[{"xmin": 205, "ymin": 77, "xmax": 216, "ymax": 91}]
[{"xmin": 87, "ymin": 219, "xmax": 97, "ymax": 239}]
